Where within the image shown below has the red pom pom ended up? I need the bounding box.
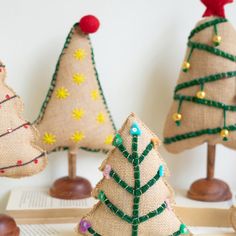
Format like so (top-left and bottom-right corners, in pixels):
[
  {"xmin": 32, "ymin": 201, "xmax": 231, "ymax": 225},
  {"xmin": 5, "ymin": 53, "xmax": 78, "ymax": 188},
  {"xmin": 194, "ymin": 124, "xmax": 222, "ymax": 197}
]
[
  {"xmin": 201, "ymin": 0, "xmax": 233, "ymax": 18},
  {"xmin": 79, "ymin": 15, "xmax": 100, "ymax": 34},
  {"xmin": 17, "ymin": 160, "xmax": 22, "ymax": 165}
]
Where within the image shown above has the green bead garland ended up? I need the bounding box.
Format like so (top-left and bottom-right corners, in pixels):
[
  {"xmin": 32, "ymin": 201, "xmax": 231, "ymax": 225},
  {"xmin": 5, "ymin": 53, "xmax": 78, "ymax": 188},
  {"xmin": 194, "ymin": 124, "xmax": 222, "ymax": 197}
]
[
  {"xmin": 168, "ymin": 17, "xmax": 236, "ymax": 143},
  {"xmin": 188, "ymin": 18, "xmax": 227, "ymax": 40},
  {"xmin": 175, "ymin": 71, "xmax": 236, "ymax": 93}
]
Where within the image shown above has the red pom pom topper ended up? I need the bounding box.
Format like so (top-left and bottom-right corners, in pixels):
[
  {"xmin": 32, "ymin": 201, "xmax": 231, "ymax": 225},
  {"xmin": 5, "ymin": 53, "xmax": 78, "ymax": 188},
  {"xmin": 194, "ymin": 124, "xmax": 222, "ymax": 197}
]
[
  {"xmin": 79, "ymin": 15, "xmax": 100, "ymax": 34},
  {"xmin": 201, "ymin": 0, "xmax": 233, "ymax": 18}
]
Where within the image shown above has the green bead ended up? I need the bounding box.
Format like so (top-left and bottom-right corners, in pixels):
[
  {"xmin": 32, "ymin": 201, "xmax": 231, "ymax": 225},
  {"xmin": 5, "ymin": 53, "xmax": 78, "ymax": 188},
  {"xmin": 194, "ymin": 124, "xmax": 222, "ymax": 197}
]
[
  {"xmin": 134, "ymin": 189, "xmax": 142, "ymax": 196},
  {"xmin": 223, "ymin": 137, "xmax": 228, "ymax": 142},
  {"xmin": 175, "ymin": 121, "xmax": 181, "ymax": 126},
  {"xmin": 112, "ymin": 134, "xmax": 123, "ymax": 147},
  {"xmin": 132, "ymin": 158, "xmax": 139, "ymax": 166},
  {"xmin": 180, "ymin": 224, "xmax": 188, "ymax": 234},
  {"xmin": 132, "ymin": 218, "xmax": 139, "ymax": 225},
  {"xmin": 98, "ymin": 191, "xmax": 106, "ymax": 202}
]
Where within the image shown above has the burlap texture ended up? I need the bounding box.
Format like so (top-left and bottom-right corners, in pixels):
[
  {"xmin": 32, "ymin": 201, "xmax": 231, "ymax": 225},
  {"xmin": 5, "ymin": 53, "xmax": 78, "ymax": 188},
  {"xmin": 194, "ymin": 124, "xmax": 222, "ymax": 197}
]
[
  {"xmin": 0, "ymin": 63, "xmax": 47, "ymax": 178},
  {"xmin": 164, "ymin": 17, "xmax": 236, "ymax": 153},
  {"xmin": 79, "ymin": 113, "xmax": 186, "ymax": 236},
  {"xmin": 35, "ymin": 25, "xmax": 115, "ymax": 153}
]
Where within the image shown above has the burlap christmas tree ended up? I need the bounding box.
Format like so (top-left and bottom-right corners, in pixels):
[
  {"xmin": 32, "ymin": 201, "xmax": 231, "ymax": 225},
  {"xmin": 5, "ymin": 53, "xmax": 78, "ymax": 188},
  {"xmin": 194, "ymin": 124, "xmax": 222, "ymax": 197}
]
[
  {"xmin": 34, "ymin": 15, "xmax": 115, "ymax": 199},
  {"xmin": 35, "ymin": 15, "xmax": 115, "ymax": 154},
  {"xmin": 0, "ymin": 62, "xmax": 47, "ymax": 178},
  {"xmin": 163, "ymin": 0, "xmax": 236, "ymax": 153},
  {"xmin": 78, "ymin": 113, "xmax": 188, "ymax": 236}
]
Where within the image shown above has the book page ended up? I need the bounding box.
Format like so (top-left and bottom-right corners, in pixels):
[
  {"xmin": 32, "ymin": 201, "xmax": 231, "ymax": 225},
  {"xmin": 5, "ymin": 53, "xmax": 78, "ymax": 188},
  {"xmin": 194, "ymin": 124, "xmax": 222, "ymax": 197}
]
[
  {"xmin": 7, "ymin": 187, "xmax": 97, "ymax": 210},
  {"xmin": 20, "ymin": 224, "xmax": 78, "ymax": 236},
  {"xmin": 19, "ymin": 224, "xmax": 235, "ymax": 236},
  {"xmin": 190, "ymin": 227, "xmax": 235, "ymax": 235}
]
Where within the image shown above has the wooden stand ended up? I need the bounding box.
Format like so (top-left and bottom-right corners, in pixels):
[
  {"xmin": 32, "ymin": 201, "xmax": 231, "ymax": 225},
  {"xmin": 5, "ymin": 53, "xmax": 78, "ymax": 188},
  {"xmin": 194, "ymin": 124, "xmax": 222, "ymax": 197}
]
[
  {"xmin": 188, "ymin": 144, "xmax": 232, "ymax": 202},
  {"xmin": 50, "ymin": 149, "xmax": 92, "ymax": 200},
  {"xmin": 0, "ymin": 214, "xmax": 19, "ymax": 236}
]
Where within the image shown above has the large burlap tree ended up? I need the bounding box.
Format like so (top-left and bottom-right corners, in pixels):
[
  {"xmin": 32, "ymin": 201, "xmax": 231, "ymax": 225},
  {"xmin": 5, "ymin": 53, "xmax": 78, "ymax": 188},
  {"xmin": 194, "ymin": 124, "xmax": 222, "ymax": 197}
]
[
  {"xmin": 0, "ymin": 61, "xmax": 47, "ymax": 178},
  {"xmin": 163, "ymin": 0, "xmax": 236, "ymax": 201},
  {"xmin": 35, "ymin": 15, "xmax": 116, "ymax": 199},
  {"xmin": 78, "ymin": 113, "xmax": 188, "ymax": 236}
]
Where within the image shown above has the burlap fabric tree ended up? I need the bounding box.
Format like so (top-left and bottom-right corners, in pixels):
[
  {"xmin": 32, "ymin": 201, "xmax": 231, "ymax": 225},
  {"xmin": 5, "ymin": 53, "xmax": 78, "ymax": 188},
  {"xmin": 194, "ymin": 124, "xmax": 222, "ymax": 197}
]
[
  {"xmin": 163, "ymin": 0, "xmax": 235, "ymax": 201},
  {"xmin": 0, "ymin": 61, "xmax": 48, "ymax": 236},
  {"xmin": 35, "ymin": 15, "xmax": 116, "ymax": 199},
  {"xmin": 0, "ymin": 61, "xmax": 47, "ymax": 178},
  {"xmin": 78, "ymin": 113, "xmax": 188, "ymax": 236}
]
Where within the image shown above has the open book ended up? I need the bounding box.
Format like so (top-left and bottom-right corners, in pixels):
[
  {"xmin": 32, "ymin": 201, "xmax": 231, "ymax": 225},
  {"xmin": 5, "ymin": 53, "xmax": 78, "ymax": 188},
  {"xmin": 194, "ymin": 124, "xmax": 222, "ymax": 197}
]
[
  {"xmin": 5, "ymin": 187, "xmax": 236, "ymax": 235},
  {"xmin": 5, "ymin": 187, "xmax": 97, "ymax": 224}
]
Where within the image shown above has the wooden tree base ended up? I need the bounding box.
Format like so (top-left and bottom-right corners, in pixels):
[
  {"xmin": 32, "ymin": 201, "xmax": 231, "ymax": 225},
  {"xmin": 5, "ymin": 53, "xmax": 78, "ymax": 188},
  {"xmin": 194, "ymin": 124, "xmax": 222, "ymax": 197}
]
[
  {"xmin": 187, "ymin": 178, "xmax": 232, "ymax": 202},
  {"xmin": 50, "ymin": 176, "xmax": 92, "ymax": 200},
  {"xmin": 0, "ymin": 214, "xmax": 20, "ymax": 236}
]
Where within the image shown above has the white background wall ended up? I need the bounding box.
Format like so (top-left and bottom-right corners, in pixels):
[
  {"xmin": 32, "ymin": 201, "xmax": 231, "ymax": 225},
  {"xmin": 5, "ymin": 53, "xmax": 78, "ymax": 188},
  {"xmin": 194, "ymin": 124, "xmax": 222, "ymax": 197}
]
[{"xmin": 0, "ymin": 0, "xmax": 236, "ymax": 211}]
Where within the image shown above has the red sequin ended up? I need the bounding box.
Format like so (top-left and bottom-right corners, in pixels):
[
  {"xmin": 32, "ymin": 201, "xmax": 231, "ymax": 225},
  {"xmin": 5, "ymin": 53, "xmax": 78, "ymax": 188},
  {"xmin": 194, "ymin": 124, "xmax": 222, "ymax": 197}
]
[
  {"xmin": 34, "ymin": 159, "xmax": 39, "ymax": 164},
  {"xmin": 0, "ymin": 170, "xmax": 5, "ymax": 173},
  {"xmin": 24, "ymin": 124, "xmax": 29, "ymax": 129},
  {"xmin": 17, "ymin": 160, "xmax": 23, "ymax": 165},
  {"xmin": 5, "ymin": 94, "xmax": 10, "ymax": 99}
]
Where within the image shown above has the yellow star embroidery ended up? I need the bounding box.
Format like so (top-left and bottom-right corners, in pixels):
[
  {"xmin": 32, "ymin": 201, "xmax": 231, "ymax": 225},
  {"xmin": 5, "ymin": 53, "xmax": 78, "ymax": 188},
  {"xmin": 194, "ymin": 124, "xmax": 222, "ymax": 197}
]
[
  {"xmin": 43, "ymin": 132, "xmax": 56, "ymax": 145},
  {"xmin": 72, "ymin": 108, "xmax": 85, "ymax": 120},
  {"xmin": 96, "ymin": 112, "xmax": 106, "ymax": 124},
  {"xmin": 73, "ymin": 73, "xmax": 85, "ymax": 86},
  {"xmin": 71, "ymin": 131, "xmax": 85, "ymax": 143},
  {"xmin": 74, "ymin": 49, "xmax": 86, "ymax": 61},
  {"xmin": 104, "ymin": 135, "xmax": 114, "ymax": 145},
  {"xmin": 56, "ymin": 87, "xmax": 69, "ymax": 99},
  {"xmin": 91, "ymin": 90, "xmax": 100, "ymax": 101}
]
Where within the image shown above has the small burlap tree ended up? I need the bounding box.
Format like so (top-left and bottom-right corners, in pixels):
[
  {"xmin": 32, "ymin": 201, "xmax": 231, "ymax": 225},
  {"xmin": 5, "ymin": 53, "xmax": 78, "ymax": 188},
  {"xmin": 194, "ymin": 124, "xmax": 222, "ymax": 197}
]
[
  {"xmin": 0, "ymin": 61, "xmax": 47, "ymax": 178},
  {"xmin": 163, "ymin": 0, "xmax": 235, "ymax": 201},
  {"xmin": 35, "ymin": 15, "xmax": 116, "ymax": 199},
  {"xmin": 78, "ymin": 113, "xmax": 188, "ymax": 236}
]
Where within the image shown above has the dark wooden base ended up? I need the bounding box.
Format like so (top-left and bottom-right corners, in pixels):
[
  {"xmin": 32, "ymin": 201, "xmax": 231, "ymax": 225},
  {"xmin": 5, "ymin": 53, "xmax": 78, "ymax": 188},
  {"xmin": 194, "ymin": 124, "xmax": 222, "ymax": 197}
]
[
  {"xmin": 49, "ymin": 176, "xmax": 92, "ymax": 200},
  {"xmin": 187, "ymin": 178, "xmax": 232, "ymax": 202},
  {"xmin": 0, "ymin": 214, "xmax": 20, "ymax": 236}
]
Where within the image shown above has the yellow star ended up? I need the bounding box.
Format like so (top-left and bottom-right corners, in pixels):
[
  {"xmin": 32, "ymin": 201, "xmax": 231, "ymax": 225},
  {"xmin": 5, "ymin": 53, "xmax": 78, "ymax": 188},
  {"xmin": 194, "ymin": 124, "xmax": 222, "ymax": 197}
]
[
  {"xmin": 96, "ymin": 112, "xmax": 106, "ymax": 124},
  {"xmin": 91, "ymin": 90, "xmax": 100, "ymax": 100},
  {"xmin": 71, "ymin": 131, "xmax": 85, "ymax": 143},
  {"xmin": 73, "ymin": 73, "xmax": 85, "ymax": 86},
  {"xmin": 43, "ymin": 132, "xmax": 56, "ymax": 145},
  {"xmin": 56, "ymin": 87, "xmax": 69, "ymax": 99},
  {"xmin": 104, "ymin": 135, "xmax": 114, "ymax": 145},
  {"xmin": 72, "ymin": 108, "xmax": 85, "ymax": 120},
  {"xmin": 74, "ymin": 49, "xmax": 86, "ymax": 61}
]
